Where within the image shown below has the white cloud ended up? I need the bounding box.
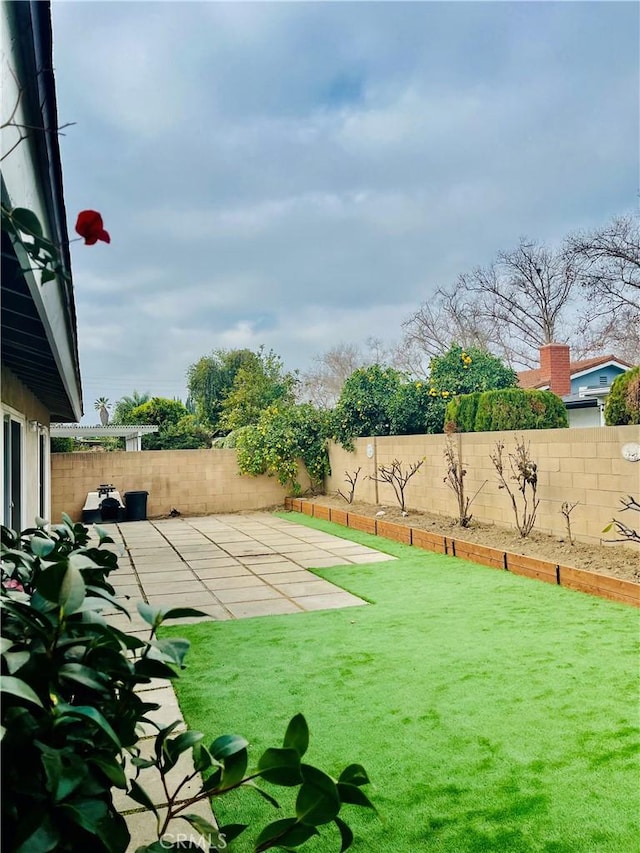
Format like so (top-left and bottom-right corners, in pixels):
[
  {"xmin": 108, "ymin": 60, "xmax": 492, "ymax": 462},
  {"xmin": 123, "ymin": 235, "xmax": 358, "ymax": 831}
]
[{"xmin": 49, "ymin": 1, "xmax": 638, "ymax": 422}]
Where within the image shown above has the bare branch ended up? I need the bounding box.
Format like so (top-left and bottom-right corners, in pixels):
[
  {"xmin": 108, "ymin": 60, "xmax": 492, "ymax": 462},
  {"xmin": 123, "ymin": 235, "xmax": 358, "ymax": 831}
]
[
  {"xmin": 369, "ymin": 458, "xmax": 424, "ymax": 512},
  {"xmin": 336, "ymin": 467, "xmax": 361, "ymax": 504}
]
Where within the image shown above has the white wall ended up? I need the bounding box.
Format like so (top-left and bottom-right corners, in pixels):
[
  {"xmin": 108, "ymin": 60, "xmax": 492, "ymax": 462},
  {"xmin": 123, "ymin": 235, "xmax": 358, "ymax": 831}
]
[{"xmin": 567, "ymin": 406, "xmax": 602, "ymax": 428}]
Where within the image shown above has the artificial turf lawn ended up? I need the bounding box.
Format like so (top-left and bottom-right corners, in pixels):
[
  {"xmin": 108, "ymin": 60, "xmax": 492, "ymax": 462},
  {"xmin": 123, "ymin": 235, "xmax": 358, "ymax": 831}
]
[{"xmin": 166, "ymin": 513, "xmax": 640, "ymax": 852}]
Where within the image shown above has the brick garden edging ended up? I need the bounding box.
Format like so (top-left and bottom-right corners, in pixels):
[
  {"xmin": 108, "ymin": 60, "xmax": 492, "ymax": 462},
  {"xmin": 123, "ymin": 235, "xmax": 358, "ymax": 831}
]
[{"xmin": 285, "ymin": 498, "xmax": 639, "ymax": 608}]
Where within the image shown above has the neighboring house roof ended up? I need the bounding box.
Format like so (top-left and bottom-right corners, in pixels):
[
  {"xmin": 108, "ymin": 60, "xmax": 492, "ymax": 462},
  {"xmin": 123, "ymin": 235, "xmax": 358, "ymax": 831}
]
[
  {"xmin": 1, "ymin": 1, "xmax": 83, "ymax": 422},
  {"xmin": 518, "ymin": 354, "xmax": 633, "ymax": 391}
]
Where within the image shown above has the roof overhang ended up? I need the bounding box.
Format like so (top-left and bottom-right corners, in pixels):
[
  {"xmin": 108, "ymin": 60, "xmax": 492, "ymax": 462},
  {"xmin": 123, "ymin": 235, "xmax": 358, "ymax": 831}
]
[
  {"xmin": 570, "ymin": 360, "xmax": 630, "ymax": 382},
  {"xmin": 1, "ymin": 1, "xmax": 82, "ymax": 422}
]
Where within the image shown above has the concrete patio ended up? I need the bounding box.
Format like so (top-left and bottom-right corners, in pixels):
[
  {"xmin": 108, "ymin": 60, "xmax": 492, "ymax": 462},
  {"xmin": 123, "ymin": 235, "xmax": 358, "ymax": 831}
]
[{"xmin": 101, "ymin": 511, "xmax": 395, "ymax": 850}]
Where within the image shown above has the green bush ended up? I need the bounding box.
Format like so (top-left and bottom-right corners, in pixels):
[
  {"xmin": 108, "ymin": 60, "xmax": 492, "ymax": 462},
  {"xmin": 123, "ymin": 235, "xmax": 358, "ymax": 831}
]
[
  {"xmin": 445, "ymin": 392, "xmax": 482, "ymax": 433},
  {"xmin": 1, "ymin": 516, "xmax": 372, "ymax": 852},
  {"xmin": 388, "ymin": 382, "xmax": 446, "ymax": 435},
  {"xmin": 604, "ymin": 366, "xmax": 640, "ymax": 425},
  {"xmin": 332, "ymin": 365, "xmax": 404, "ymax": 445},
  {"xmin": 236, "ymin": 404, "xmax": 331, "ymax": 494},
  {"xmin": 474, "ymin": 388, "xmax": 568, "ymax": 431},
  {"xmin": 447, "ymin": 389, "xmax": 568, "ymax": 432}
]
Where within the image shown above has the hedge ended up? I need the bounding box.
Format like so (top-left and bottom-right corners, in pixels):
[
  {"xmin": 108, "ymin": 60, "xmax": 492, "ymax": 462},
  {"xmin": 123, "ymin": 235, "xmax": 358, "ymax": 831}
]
[
  {"xmin": 445, "ymin": 388, "xmax": 568, "ymax": 432},
  {"xmin": 604, "ymin": 366, "xmax": 640, "ymax": 425}
]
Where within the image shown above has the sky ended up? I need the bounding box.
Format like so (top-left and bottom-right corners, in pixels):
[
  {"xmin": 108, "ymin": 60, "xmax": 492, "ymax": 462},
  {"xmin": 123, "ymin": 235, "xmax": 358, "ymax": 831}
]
[{"xmin": 50, "ymin": 0, "xmax": 639, "ymax": 424}]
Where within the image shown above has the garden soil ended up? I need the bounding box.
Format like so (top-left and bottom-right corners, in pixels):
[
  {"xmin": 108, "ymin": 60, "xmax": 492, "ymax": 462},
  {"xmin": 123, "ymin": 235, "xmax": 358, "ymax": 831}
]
[{"xmin": 307, "ymin": 495, "xmax": 639, "ymax": 584}]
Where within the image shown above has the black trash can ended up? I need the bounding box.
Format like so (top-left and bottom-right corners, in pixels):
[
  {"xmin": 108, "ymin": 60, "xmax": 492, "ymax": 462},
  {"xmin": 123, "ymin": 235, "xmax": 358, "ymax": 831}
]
[{"xmin": 124, "ymin": 491, "xmax": 149, "ymax": 522}]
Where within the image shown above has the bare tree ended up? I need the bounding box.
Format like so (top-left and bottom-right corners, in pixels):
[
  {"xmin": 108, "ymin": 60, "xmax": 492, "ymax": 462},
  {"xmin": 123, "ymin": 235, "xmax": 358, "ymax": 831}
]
[
  {"xmin": 298, "ymin": 343, "xmax": 365, "ymax": 408},
  {"xmin": 603, "ymin": 495, "xmax": 640, "ymax": 544},
  {"xmin": 490, "ymin": 438, "xmax": 540, "ymax": 537},
  {"xmin": 402, "ymin": 238, "xmax": 579, "ymax": 370},
  {"xmin": 369, "ymin": 458, "xmax": 424, "ymax": 512},
  {"xmin": 560, "ymin": 501, "xmax": 580, "ymax": 545},
  {"xmin": 298, "ymin": 339, "xmax": 402, "ymax": 408},
  {"xmin": 336, "ymin": 468, "xmax": 361, "ymax": 504},
  {"xmin": 460, "ymin": 239, "xmax": 577, "ymax": 368},
  {"xmin": 566, "ymin": 215, "xmax": 640, "ymax": 363},
  {"xmin": 566, "ymin": 215, "xmax": 640, "ymax": 315},
  {"xmin": 400, "ymin": 286, "xmax": 498, "ymax": 366},
  {"xmin": 443, "ymin": 437, "xmax": 486, "ymax": 528}
]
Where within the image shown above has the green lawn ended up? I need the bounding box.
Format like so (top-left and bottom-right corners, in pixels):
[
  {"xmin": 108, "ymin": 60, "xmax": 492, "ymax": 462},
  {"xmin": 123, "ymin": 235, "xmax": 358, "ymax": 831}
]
[{"xmin": 167, "ymin": 514, "xmax": 640, "ymax": 852}]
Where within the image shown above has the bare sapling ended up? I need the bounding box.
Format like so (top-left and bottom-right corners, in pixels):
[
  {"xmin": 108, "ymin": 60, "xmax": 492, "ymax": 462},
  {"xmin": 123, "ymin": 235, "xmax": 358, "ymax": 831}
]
[
  {"xmin": 369, "ymin": 458, "xmax": 424, "ymax": 513},
  {"xmin": 337, "ymin": 467, "xmax": 361, "ymax": 504},
  {"xmin": 490, "ymin": 438, "xmax": 540, "ymax": 537},
  {"xmin": 443, "ymin": 437, "xmax": 486, "ymax": 527},
  {"xmin": 560, "ymin": 500, "xmax": 579, "ymax": 544},
  {"xmin": 603, "ymin": 495, "xmax": 640, "ymax": 543}
]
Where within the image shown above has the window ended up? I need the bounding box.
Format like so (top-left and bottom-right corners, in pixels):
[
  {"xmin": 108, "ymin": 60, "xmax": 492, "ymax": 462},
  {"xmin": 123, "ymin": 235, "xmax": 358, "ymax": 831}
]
[
  {"xmin": 599, "ymin": 375, "xmax": 607, "ymax": 386},
  {"xmin": 3, "ymin": 414, "xmax": 23, "ymax": 530}
]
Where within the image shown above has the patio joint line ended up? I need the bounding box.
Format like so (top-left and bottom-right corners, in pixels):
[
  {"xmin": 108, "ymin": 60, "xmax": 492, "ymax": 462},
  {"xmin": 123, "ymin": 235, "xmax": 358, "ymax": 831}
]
[{"xmin": 117, "ymin": 521, "xmax": 236, "ymax": 618}]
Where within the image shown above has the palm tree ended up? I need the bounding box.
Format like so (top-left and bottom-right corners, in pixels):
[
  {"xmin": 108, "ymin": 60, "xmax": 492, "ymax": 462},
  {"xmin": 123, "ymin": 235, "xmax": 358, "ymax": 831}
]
[
  {"xmin": 112, "ymin": 390, "xmax": 150, "ymax": 424},
  {"xmin": 94, "ymin": 397, "xmax": 111, "ymax": 426}
]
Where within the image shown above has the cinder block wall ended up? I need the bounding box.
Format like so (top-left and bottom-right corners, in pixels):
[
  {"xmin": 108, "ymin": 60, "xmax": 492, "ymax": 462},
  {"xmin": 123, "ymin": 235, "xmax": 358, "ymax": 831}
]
[
  {"xmin": 325, "ymin": 425, "xmax": 640, "ymax": 545},
  {"xmin": 51, "ymin": 449, "xmax": 307, "ymax": 523}
]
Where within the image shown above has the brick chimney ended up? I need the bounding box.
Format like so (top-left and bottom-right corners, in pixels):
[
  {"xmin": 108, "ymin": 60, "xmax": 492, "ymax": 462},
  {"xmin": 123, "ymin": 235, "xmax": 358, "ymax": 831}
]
[{"xmin": 539, "ymin": 343, "xmax": 571, "ymax": 396}]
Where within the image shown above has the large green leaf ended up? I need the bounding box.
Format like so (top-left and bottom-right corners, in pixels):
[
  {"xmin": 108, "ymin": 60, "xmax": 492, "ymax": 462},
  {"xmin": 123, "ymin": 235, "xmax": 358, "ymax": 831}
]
[
  {"xmin": 36, "ymin": 561, "xmax": 86, "ymax": 613},
  {"xmin": 338, "ymin": 764, "xmax": 370, "ymax": 787},
  {"xmin": 257, "ymin": 747, "xmax": 302, "ymax": 786},
  {"xmin": 254, "ymin": 818, "xmax": 318, "ymax": 851},
  {"xmin": 14, "ymin": 814, "xmax": 59, "ymax": 853},
  {"xmin": 334, "ymin": 817, "xmax": 354, "ymax": 853},
  {"xmin": 296, "ymin": 765, "xmax": 340, "ymax": 826},
  {"xmin": 164, "ymin": 730, "xmax": 204, "ymax": 771},
  {"xmin": 54, "ymin": 703, "xmax": 121, "ymax": 749},
  {"xmin": 30, "ymin": 536, "xmax": 55, "ymax": 558},
  {"xmin": 39, "ymin": 745, "xmax": 88, "ymax": 802},
  {"xmin": 1, "ymin": 675, "xmax": 43, "ymax": 707},
  {"xmin": 221, "ymin": 746, "xmax": 248, "ymax": 789},
  {"xmin": 217, "ymin": 824, "xmax": 249, "ymax": 844},
  {"xmin": 89, "ymin": 755, "xmax": 127, "ymax": 788},
  {"xmin": 149, "ymin": 637, "xmax": 191, "ymax": 667},
  {"xmin": 127, "ymin": 779, "xmax": 158, "ymax": 816},
  {"xmin": 210, "ymin": 733, "xmax": 249, "ymax": 760},
  {"xmin": 336, "ymin": 782, "xmax": 376, "ymax": 811},
  {"xmin": 58, "ymin": 797, "xmax": 109, "ymax": 834},
  {"xmin": 58, "ymin": 663, "xmax": 109, "ymax": 693},
  {"xmin": 11, "ymin": 207, "xmax": 43, "ymax": 237},
  {"xmin": 283, "ymin": 713, "xmax": 309, "ymax": 758}
]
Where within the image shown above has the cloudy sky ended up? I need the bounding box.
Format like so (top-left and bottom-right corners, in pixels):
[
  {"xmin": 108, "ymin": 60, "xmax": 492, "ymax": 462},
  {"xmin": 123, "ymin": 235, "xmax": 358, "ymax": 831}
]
[{"xmin": 51, "ymin": 1, "xmax": 638, "ymax": 423}]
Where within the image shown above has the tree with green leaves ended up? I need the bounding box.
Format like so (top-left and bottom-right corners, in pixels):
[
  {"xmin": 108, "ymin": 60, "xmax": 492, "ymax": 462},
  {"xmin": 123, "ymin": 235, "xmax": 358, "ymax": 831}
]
[
  {"xmin": 236, "ymin": 403, "xmax": 332, "ymax": 494},
  {"xmin": 604, "ymin": 366, "xmax": 640, "ymax": 425},
  {"xmin": 332, "ymin": 365, "xmax": 404, "ymax": 445},
  {"xmin": 186, "ymin": 349, "xmax": 258, "ymax": 430},
  {"xmin": 428, "ymin": 344, "xmax": 517, "ymax": 399},
  {"xmin": 219, "ymin": 348, "xmax": 298, "ymax": 432},
  {"xmin": 127, "ymin": 397, "xmax": 211, "ymax": 450},
  {"xmin": 111, "ymin": 390, "xmax": 150, "ymax": 424}
]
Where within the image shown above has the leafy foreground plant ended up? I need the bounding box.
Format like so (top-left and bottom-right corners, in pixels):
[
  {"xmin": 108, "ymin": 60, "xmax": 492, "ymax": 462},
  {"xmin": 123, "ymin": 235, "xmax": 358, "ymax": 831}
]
[{"xmin": 1, "ymin": 516, "xmax": 373, "ymax": 853}]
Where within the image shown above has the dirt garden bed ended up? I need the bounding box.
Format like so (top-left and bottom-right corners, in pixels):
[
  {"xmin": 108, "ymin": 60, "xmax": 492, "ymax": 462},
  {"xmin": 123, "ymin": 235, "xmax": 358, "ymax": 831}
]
[{"xmin": 292, "ymin": 494, "xmax": 639, "ymax": 585}]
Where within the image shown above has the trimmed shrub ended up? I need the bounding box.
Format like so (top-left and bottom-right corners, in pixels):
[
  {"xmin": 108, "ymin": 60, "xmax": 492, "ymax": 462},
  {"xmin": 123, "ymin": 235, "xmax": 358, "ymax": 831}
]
[
  {"xmin": 474, "ymin": 388, "xmax": 568, "ymax": 431},
  {"xmin": 604, "ymin": 366, "xmax": 640, "ymax": 425},
  {"xmin": 447, "ymin": 388, "xmax": 568, "ymax": 432},
  {"xmin": 445, "ymin": 392, "xmax": 482, "ymax": 433}
]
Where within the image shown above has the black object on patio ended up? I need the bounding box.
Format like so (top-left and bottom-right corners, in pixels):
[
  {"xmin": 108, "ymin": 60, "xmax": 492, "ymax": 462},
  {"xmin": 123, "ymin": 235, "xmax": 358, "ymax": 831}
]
[
  {"xmin": 99, "ymin": 496, "xmax": 121, "ymax": 523},
  {"xmin": 124, "ymin": 491, "xmax": 149, "ymax": 522}
]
